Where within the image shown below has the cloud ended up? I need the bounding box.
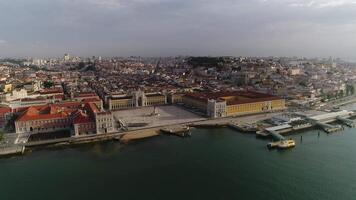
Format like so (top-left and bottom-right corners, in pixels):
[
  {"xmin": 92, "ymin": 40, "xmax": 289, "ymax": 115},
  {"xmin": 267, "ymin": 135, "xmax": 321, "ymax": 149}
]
[
  {"xmin": 87, "ymin": 0, "xmax": 121, "ymax": 8},
  {"xmin": 288, "ymin": 0, "xmax": 356, "ymax": 8},
  {"xmin": 0, "ymin": 40, "xmax": 7, "ymax": 44},
  {"xmin": 70, "ymin": 0, "xmax": 166, "ymax": 9},
  {"xmin": 0, "ymin": 0, "xmax": 356, "ymax": 58}
]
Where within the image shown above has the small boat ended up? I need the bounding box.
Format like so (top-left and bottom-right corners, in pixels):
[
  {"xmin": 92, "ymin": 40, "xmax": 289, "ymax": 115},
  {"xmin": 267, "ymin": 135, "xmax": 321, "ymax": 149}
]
[{"xmin": 277, "ymin": 139, "xmax": 296, "ymax": 149}]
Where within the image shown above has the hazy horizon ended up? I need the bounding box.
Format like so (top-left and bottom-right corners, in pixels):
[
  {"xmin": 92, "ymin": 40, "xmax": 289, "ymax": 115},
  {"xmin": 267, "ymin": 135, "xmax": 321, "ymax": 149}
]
[{"xmin": 1, "ymin": 0, "xmax": 356, "ymax": 58}]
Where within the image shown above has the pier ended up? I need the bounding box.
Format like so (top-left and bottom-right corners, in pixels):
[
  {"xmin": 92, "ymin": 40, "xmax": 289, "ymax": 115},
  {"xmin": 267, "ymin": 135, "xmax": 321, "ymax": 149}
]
[
  {"xmin": 0, "ymin": 145, "xmax": 25, "ymax": 156},
  {"xmin": 265, "ymin": 125, "xmax": 288, "ymax": 140},
  {"xmin": 268, "ymin": 130, "xmax": 285, "ymax": 140},
  {"xmin": 301, "ymin": 110, "xmax": 354, "ymax": 133},
  {"xmin": 160, "ymin": 125, "xmax": 191, "ymax": 137},
  {"xmin": 264, "ymin": 125, "xmax": 298, "ymax": 149},
  {"xmin": 315, "ymin": 122, "xmax": 343, "ymax": 133},
  {"xmin": 228, "ymin": 123, "xmax": 257, "ymax": 133},
  {"xmin": 306, "ymin": 110, "xmax": 354, "ymax": 123},
  {"xmin": 336, "ymin": 116, "xmax": 356, "ymax": 127}
]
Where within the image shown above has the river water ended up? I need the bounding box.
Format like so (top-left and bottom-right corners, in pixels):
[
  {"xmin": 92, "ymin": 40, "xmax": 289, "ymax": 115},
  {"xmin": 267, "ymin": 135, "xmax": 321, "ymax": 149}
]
[
  {"xmin": 2, "ymin": 104, "xmax": 356, "ymax": 200},
  {"xmin": 1, "ymin": 124, "xmax": 356, "ymax": 200}
]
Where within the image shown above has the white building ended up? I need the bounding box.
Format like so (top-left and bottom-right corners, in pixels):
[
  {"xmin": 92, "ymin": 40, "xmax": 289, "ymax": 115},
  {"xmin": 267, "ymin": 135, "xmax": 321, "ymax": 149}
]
[{"xmin": 207, "ymin": 99, "xmax": 227, "ymax": 118}]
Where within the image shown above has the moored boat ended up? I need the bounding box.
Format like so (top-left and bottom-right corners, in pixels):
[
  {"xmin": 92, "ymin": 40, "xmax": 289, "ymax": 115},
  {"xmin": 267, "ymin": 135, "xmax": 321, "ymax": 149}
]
[{"xmin": 277, "ymin": 139, "xmax": 296, "ymax": 149}]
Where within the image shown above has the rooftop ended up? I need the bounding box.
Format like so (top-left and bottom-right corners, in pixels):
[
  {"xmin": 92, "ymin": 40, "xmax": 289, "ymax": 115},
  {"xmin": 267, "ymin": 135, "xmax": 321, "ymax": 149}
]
[
  {"xmin": 185, "ymin": 91, "xmax": 282, "ymax": 105},
  {"xmin": 16, "ymin": 105, "xmax": 74, "ymax": 122}
]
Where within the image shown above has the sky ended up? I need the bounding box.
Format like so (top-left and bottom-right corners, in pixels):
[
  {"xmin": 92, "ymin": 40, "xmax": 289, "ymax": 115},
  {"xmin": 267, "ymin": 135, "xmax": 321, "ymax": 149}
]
[{"xmin": 0, "ymin": 0, "xmax": 356, "ymax": 58}]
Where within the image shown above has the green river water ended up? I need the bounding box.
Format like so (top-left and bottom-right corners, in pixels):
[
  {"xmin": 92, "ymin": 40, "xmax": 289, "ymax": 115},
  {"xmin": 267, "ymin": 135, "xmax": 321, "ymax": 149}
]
[{"xmin": 1, "ymin": 126, "xmax": 356, "ymax": 200}]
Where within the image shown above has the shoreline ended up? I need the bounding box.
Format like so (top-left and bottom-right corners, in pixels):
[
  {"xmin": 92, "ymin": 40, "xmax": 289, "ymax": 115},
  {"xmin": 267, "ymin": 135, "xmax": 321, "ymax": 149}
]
[
  {"xmin": 3, "ymin": 99, "xmax": 356, "ymax": 157},
  {"xmin": 0, "ymin": 111, "xmax": 282, "ymax": 157}
]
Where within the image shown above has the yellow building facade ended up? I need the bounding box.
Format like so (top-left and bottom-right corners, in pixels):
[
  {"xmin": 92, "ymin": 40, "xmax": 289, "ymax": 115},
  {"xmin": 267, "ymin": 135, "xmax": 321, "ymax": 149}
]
[
  {"xmin": 108, "ymin": 93, "xmax": 167, "ymax": 110},
  {"xmin": 183, "ymin": 91, "xmax": 286, "ymax": 118},
  {"xmin": 182, "ymin": 96, "xmax": 208, "ymax": 111},
  {"xmin": 146, "ymin": 95, "xmax": 166, "ymax": 106},
  {"xmin": 109, "ymin": 98, "xmax": 135, "ymax": 110},
  {"xmin": 168, "ymin": 93, "xmax": 184, "ymax": 104},
  {"xmin": 226, "ymin": 99, "xmax": 285, "ymax": 116}
]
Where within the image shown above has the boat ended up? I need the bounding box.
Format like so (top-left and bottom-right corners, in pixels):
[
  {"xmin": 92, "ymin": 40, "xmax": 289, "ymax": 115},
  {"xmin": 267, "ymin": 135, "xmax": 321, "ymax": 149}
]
[
  {"xmin": 267, "ymin": 141, "xmax": 280, "ymax": 149},
  {"xmin": 277, "ymin": 139, "xmax": 296, "ymax": 149}
]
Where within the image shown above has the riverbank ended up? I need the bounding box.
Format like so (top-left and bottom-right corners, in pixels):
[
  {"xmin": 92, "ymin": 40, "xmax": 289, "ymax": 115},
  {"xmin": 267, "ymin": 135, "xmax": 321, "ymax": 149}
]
[{"xmin": 0, "ymin": 111, "xmax": 282, "ymax": 157}]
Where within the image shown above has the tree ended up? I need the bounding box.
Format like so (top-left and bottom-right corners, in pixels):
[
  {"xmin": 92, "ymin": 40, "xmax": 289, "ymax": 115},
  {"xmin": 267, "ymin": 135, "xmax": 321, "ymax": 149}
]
[
  {"xmin": 339, "ymin": 90, "xmax": 344, "ymax": 98},
  {"xmin": 78, "ymin": 62, "xmax": 85, "ymax": 69},
  {"xmin": 0, "ymin": 132, "xmax": 4, "ymax": 142},
  {"xmin": 327, "ymin": 93, "xmax": 333, "ymax": 100},
  {"xmin": 346, "ymin": 84, "xmax": 355, "ymax": 96},
  {"xmin": 299, "ymin": 80, "xmax": 308, "ymax": 87},
  {"xmin": 43, "ymin": 81, "xmax": 54, "ymax": 89},
  {"xmin": 350, "ymin": 85, "xmax": 355, "ymax": 95}
]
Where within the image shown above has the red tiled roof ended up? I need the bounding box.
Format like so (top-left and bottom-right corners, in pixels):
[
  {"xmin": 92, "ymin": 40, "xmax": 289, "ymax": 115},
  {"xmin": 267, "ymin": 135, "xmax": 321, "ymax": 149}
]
[
  {"xmin": 226, "ymin": 96, "xmax": 281, "ymax": 105},
  {"xmin": 81, "ymin": 98, "xmax": 101, "ymax": 103},
  {"xmin": 75, "ymin": 92, "xmax": 98, "ymax": 98},
  {"xmin": 16, "ymin": 105, "xmax": 74, "ymax": 122},
  {"xmin": 55, "ymin": 102, "xmax": 82, "ymax": 108},
  {"xmin": 54, "ymin": 94, "xmax": 64, "ymax": 99},
  {"xmin": 40, "ymin": 88, "xmax": 63, "ymax": 95},
  {"xmin": 73, "ymin": 110, "xmax": 94, "ymax": 124},
  {"xmin": 25, "ymin": 107, "xmax": 40, "ymax": 116},
  {"xmin": 85, "ymin": 102, "xmax": 100, "ymax": 113},
  {"xmin": 0, "ymin": 107, "xmax": 11, "ymax": 115},
  {"xmin": 184, "ymin": 91, "xmax": 282, "ymax": 105},
  {"xmin": 17, "ymin": 110, "xmax": 72, "ymax": 122}
]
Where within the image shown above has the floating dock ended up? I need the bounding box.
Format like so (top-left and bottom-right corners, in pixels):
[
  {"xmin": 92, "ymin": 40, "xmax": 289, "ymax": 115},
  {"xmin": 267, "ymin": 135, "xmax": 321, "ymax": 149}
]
[{"xmin": 228, "ymin": 123, "xmax": 257, "ymax": 133}]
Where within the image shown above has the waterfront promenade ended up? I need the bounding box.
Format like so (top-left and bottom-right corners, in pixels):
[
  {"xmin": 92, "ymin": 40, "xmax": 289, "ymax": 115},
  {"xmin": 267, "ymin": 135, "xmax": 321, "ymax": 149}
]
[{"xmin": 0, "ymin": 106, "xmax": 283, "ymax": 156}]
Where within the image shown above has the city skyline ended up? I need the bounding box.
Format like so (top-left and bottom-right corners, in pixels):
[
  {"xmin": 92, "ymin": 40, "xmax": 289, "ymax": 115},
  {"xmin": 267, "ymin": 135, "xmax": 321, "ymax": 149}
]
[{"xmin": 1, "ymin": 0, "xmax": 356, "ymax": 58}]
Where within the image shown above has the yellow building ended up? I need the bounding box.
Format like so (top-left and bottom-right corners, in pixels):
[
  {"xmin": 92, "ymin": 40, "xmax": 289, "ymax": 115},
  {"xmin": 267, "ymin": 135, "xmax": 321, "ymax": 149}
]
[
  {"xmin": 108, "ymin": 93, "xmax": 167, "ymax": 110},
  {"xmin": 146, "ymin": 94, "xmax": 166, "ymax": 106},
  {"xmin": 183, "ymin": 91, "xmax": 285, "ymax": 118},
  {"xmin": 109, "ymin": 96, "xmax": 135, "ymax": 110},
  {"xmin": 226, "ymin": 99, "xmax": 285, "ymax": 116},
  {"xmin": 182, "ymin": 95, "xmax": 208, "ymax": 111},
  {"xmin": 168, "ymin": 93, "xmax": 184, "ymax": 104}
]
